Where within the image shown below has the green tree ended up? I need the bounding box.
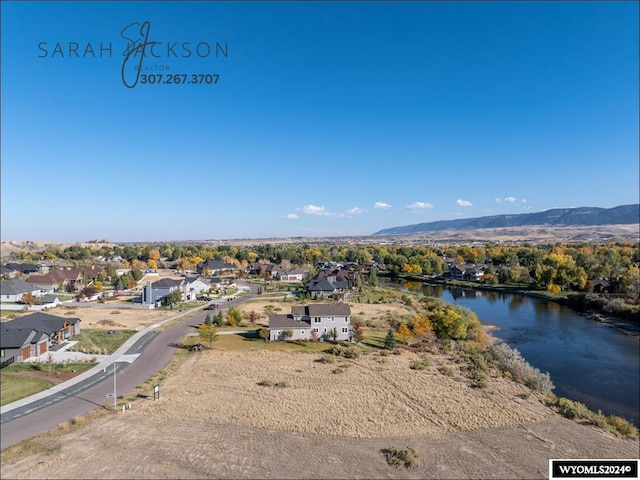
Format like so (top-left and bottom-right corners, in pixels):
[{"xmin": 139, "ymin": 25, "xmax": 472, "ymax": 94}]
[
  {"xmin": 214, "ymin": 312, "xmax": 225, "ymax": 327},
  {"xmin": 226, "ymin": 307, "xmax": 242, "ymax": 326},
  {"xmin": 383, "ymin": 328, "xmax": 397, "ymax": 350},
  {"xmin": 166, "ymin": 289, "xmax": 183, "ymax": 306},
  {"xmin": 198, "ymin": 323, "xmax": 219, "ymax": 348},
  {"xmin": 368, "ymin": 268, "xmax": 378, "ymax": 287},
  {"xmin": 204, "ymin": 313, "xmax": 212, "ymax": 325}
]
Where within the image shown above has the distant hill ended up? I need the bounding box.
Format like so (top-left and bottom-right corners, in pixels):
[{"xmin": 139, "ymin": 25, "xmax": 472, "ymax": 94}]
[{"xmin": 373, "ymin": 204, "xmax": 640, "ymax": 236}]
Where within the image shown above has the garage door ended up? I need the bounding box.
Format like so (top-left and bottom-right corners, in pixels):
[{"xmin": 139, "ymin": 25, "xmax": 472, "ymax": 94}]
[
  {"xmin": 39, "ymin": 342, "xmax": 47, "ymax": 355},
  {"xmin": 22, "ymin": 346, "xmax": 30, "ymax": 361}
]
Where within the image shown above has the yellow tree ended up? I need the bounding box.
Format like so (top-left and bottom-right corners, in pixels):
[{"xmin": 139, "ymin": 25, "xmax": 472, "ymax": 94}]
[
  {"xmin": 412, "ymin": 315, "xmax": 434, "ymax": 342},
  {"xmin": 396, "ymin": 323, "xmax": 413, "ymax": 344}
]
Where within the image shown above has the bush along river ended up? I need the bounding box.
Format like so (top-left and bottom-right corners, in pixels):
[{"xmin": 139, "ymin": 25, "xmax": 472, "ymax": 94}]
[{"xmin": 403, "ymin": 282, "xmax": 640, "ymax": 427}]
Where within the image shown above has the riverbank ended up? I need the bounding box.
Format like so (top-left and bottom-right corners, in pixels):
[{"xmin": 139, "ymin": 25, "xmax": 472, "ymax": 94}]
[{"xmin": 416, "ymin": 277, "xmax": 639, "ymax": 328}]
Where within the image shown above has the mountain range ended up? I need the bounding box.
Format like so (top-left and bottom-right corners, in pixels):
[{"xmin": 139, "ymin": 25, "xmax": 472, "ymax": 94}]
[{"xmin": 373, "ymin": 204, "xmax": 639, "ymax": 236}]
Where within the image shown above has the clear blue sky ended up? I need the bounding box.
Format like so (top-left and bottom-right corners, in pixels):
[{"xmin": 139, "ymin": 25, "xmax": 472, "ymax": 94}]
[{"xmin": 1, "ymin": 1, "xmax": 638, "ymax": 242}]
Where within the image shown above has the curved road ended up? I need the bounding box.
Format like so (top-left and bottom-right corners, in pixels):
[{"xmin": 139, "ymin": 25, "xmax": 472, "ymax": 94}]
[{"xmin": 0, "ymin": 283, "xmax": 258, "ymax": 450}]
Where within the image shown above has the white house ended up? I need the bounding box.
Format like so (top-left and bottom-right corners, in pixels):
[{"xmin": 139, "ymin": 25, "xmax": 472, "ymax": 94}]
[
  {"xmin": 269, "ymin": 303, "xmax": 351, "ymax": 342},
  {"xmin": 0, "ymin": 279, "xmax": 44, "ymax": 303}
]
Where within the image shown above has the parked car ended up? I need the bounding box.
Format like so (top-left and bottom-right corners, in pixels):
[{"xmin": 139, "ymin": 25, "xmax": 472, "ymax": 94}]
[
  {"xmin": 191, "ymin": 343, "xmax": 204, "ymax": 351},
  {"xmin": 204, "ymin": 303, "xmax": 217, "ymax": 310},
  {"xmin": 197, "ymin": 295, "xmax": 212, "ymax": 302}
]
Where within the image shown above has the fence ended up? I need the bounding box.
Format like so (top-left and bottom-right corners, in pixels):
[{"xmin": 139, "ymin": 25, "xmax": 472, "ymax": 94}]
[{"xmin": 1, "ymin": 356, "xmax": 16, "ymax": 368}]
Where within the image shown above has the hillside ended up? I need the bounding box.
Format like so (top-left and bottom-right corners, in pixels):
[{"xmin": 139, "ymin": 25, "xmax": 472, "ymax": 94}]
[{"xmin": 373, "ymin": 204, "xmax": 639, "ymax": 236}]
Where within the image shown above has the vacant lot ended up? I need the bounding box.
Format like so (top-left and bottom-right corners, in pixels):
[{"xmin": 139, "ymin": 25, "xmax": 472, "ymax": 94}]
[
  {"xmin": 2, "ymin": 347, "xmax": 637, "ymax": 479},
  {"xmin": 47, "ymin": 305, "xmax": 176, "ymax": 331}
]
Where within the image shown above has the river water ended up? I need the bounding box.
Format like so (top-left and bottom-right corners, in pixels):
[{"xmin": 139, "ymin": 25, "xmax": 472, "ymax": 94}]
[{"xmin": 400, "ymin": 282, "xmax": 640, "ymax": 427}]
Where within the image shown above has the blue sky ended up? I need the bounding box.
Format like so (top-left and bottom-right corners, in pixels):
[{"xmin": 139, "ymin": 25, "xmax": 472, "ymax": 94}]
[{"xmin": 1, "ymin": 1, "xmax": 638, "ymax": 242}]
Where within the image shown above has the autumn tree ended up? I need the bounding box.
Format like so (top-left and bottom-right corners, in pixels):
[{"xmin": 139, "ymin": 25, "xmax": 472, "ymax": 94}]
[
  {"xmin": 352, "ymin": 322, "xmax": 364, "ymax": 343},
  {"xmin": 20, "ymin": 292, "xmax": 36, "ymax": 305},
  {"xmin": 198, "ymin": 323, "xmax": 219, "ymax": 348},
  {"xmin": 411, "ymin": 315, "xmax": 434, "ymax": 343},
  {"xmin": 226, "ymin": 307, "xmax": 242, "ymax": 326},
  {"xmin": 396, "ymin": 323, "xmax": 413, "ymax": 344},
  {"xmin": 249, "ymin": 310, "xmax": 258, "ymax": 325}
]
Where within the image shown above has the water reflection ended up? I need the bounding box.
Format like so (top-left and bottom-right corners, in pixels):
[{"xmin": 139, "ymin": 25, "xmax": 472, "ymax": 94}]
[{"xmin": 393, "ymin": 282, "xmax": 639, "ymax": 426}]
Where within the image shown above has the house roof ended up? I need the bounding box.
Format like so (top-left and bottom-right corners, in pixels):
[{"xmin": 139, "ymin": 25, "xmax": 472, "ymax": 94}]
[
  {"xmin": 307, "ymin": 279, "xmax": 336, "ymax": 292},
  {"xmin": 184, "ymin": 276, "xmax": 209, "ymax": 285},
  {"xmin": 5, "ymin": 263, "xmax": 40, "ymax": 273},
  {"xmin": 200, "ymin": 259, "xmax": 238, "ymax": 271},
  {"xmin": 268, "ymin": 314, "xmax": 310, "ymax": 330},
  {"xmin": 42, "ymin": 295, "xmax": 60, "ymax": 303},
  {"xmin": 291, "ymin": 303, "xmax": 351, "ymax": 317},
  {"xmin": 0, "ymin": 279, "xmax": 41, "ymax": 296},
  {"xmin": 27, "ymin": 269, "xmax": 82, "ymax": 285},
  {"xmin": 151, "ymin": 278, "xmax": 184, "ymax": 289},
  {"xmin": 0, "ymin": 327, "xmax": 47, "ymax": 349},
  {"xmin": 2, "ymin": 312, "xmax": 81, "ymax": 336}
]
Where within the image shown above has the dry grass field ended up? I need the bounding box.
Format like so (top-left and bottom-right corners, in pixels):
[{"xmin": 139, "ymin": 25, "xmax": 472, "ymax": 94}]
[{"xmin": 2, "ymin": 346, "xmax": 637, "ymax": 479}]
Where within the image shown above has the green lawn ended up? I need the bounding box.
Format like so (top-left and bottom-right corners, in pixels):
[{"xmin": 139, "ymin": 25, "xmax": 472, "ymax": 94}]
[
  {"xmin": 67, "ymin": 329, "xmax": 136, "ymax": 355},
  {"xmin": 361, "ymin": 330, "xmax": 387, "ymax": 349},
  {"xmin": 1, "ymin": 375, "xmax": 53, "ymax": 406},
  {"xmin": 1, "ymin": 362, "xmax": 96, "ymax": 374}
]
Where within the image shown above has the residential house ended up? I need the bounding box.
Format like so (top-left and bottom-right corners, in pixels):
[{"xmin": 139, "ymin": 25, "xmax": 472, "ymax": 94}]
[
  {"xmin": 0, "ymin": 327, "xmax": 49, "ymax": 364},
  {"xmin": 4, "ymin": 263, "xmax": 41, "ymax": 275},
  {"xmin": 41, "ymin": 295, "xmax": 61, "ymax": 308},
  {"xmin": 0, "ymin": 279, "xmax": 44, "ymax": 303},
  {"xmin": 278, "ymin": 268, "xmax": 309, "ymax": 282},
  {"xmin": 142, "ymin": 278, "xmax": 183, "ymax": 305},
  {"xmin": 198, "ymin": 259, "xmax": 238, "ymax": 276},
  {"xmin": 27, "ymin": 268, "xmax": 84, "ymax": 293},
  {"xmin": 443, "ymin": 264, "xmax": 486, "ymax": 282},
  {"xmin": 269, "ymin": 303, "xmax": 351, "ymax": 342},
  {"xmin": 0, "ymin": 312, "xmax": 82, "ymax": 362},
  {"xmin": 183, "ymin": 276, "xmax": 211, "ymax": 300},
  {"xmin": 306, "ymin": 269, "xmax": 350, "ymax": 299}
]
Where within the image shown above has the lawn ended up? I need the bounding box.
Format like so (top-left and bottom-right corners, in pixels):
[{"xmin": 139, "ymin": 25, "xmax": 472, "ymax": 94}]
[
  {"xmin": 361, "ymin": 330, "xmax": 388, "ymax": 349},
  {"xmin": 1, "ymin": 375, "xmax": 53, "ymax": 406},
  {"xmin": 67, "ymin": 329, "xmax": 137, "ymax": 355},
  {"xmin": 1, "ymin": 363, "xmax": 96, "ymax": 374}
]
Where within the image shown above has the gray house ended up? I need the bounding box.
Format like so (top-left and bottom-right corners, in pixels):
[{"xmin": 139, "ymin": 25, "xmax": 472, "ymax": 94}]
[
  {"xmin": 269, "ymin": 303, "xmax": 351, "ymax": 342},
  {"xmin": 0, "ymin": 327, "xmax": 49, "ymax": 363},
  {"xmin": 142, "ymin": 278, "xmax": 184, "ymax": 304},
  {"xmin": 0, "ymin": 279, "xmax": 44, "ymax": 303}
]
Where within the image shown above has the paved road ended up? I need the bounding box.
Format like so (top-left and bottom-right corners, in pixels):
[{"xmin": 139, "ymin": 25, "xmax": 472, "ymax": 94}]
[{"xmin": 0, "ymin": 284, "xmax": 258, "ymax": 450}]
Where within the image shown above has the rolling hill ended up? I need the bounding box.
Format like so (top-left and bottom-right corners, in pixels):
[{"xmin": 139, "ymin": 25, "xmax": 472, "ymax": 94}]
[{"xmin": 373, "ymin": 204, "xmax": 639, "ymax": 236}]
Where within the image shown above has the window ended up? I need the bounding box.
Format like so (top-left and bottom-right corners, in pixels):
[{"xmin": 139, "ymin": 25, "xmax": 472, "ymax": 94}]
[
  {"xmin": 331, "ymin": 317, "xmax": 335, "ymax": 322},
  {"xmin": 344, "ymin": 318, "xmax": 348, "ymax": 323},
  {"xmin": 0, "ymin": 349, "xmax": 4, "ymax": 358},
  {"xmin": 323, "ymin": 328, "xmax": 327, "ymax": 333},
  {"xmin": 301, "ymin": 331, "xmax": 305, "ymax": 335},
  {"xmin": 313, "ymin": 317, "xmax": 321, "ymax": 323},
  {"xmin": 341, "ymin": 327, "xmax": 348, "ymax": 333},
  {"xmin": 312, "ymin": 328, "xmax": 319, "ymax": 333}
]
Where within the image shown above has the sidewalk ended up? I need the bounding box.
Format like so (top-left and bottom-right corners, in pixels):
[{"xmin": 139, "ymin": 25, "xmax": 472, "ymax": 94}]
[
  {"xmin": 1, "ymin": 288, "xmax": 251, "ymax": 415},
  {"xmin": 0, "ymin": 305, "xmax": 198, "ymax": 415}
]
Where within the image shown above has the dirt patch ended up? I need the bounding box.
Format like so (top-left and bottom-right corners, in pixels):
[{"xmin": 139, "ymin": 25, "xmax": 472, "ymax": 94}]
[
  {"xmin": 2, "ymin": 349, "xmax": 637, "ymax": 479},
  {"xmin": 38, "ymin": 306, "xmax": 177, "ymax": 331}
]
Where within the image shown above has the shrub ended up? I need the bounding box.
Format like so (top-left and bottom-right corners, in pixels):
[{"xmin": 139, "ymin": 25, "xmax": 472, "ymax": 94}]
[
  {"xmin": 325, "ymin": 345, "xmax": 361, "ymax": 359},
  {"xmin": 382, "ymin": 446, "xmax": 421, "ymax": 468},
  {"xmin": 257, "ymin": 379, "xmax": 275, "ymax": 387},
  {"xmin": 410, "ymin": 356, "xmax": 431, "ymax": 370},
  {"xmin": 438, "ymin": 365, "xmax": 454, "ymax": 376},
  {"xmin": 606, "ymin": 415, "xmax": 638, "ymax": 437},
  {"xmin": 554, "ymin": 397, "xmax": 591, "ymax": 419},
  {"xmin": 332, "ymin": 367, "xmax": 345, "ymax": 374},
  {"xmin": 487, "ymin": 342, "xmax": 554, "ymax": 393},
  {"xmin": 316, "ymin": 355, "xmax": 336, "ymax": 364}
]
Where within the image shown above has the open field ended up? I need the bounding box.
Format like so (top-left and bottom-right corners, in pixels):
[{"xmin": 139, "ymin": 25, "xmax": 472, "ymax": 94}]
[
  {"xmin": 1, "ymin": 305, "xmax": 178, "ymax": 331},
  {"xmin": 2, "ymin": 346, "xmax": 637, "ymax": 479}
]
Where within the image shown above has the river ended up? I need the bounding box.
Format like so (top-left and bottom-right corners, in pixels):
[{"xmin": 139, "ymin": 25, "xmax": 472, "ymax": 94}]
[{"xmin": 399, "ymin": 282, "xmax": 640, "ymax": 427}]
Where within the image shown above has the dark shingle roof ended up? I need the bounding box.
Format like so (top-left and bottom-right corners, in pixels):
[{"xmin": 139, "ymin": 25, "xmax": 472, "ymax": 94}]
[
  {"xmin": 0, "ymin": 327, "xmax": 44, "ymax": 348},
  {"xmin": 291, "ymin": 303, "xmax": 351, "ymax": 317},
  {"xmin": 3, "ymin": 312, "xmax": 80, "ymax": 336},
  {"xmin": 307, "ymin": 279, "xmax": 336, "ymax": 292},
  {"xmin": 151, "ymin": 278, "xmax": 183, "ymax": 289},
  {"xmin": 268, "ymin": 314, "xmax": 310, "ymax": 329}
]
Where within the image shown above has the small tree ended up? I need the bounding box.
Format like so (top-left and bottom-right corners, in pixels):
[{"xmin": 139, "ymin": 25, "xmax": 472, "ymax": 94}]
[
  {"xmin": 249, "ymin": 310, "xmax": 258, "ymax": 325},
  {"xmin": 396, "ymin": 323, "xmax": 413, "ymax": 345},
  {"xmin": 214, "ymin": 312, "xmax": 225, "ymax": 327},
  {"xmin": 226, "ymin": 307, "xmax": 242, "ymax": 326},
  {"xmin": 384, "ymin": 328, "xmax": 397, "ymax": 350},
  {"xmin": 204, "ymin": 313, "xmax": 213, "ymax": 325},
  {"xmin": 328, "ymin": 327, "xmax": 338, "ymax": 342},
  {"xmin": 20, "ymin": 292, "xmax": 36, "ymax": 305},
  {"xmin": 198, "ymin": 323, "xmax": 219, "ymax": 348},
  {"xmin": 166, "ymin": 289, "xmax": 182, "ymax": 306},
  {"xmin": 283, "ymin": 330, "xmax": 293, "ymax": 340},
  {"xmin": 310, "ymin": 329, "xmax": 319, "ymax": 342},
  {"xmin": 258, "ymin": 327, "xmax": 270, "ymax": 341},
  {"xmin": 352, "ymin": 322, "xmax": 364, "ymax": 343}
]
